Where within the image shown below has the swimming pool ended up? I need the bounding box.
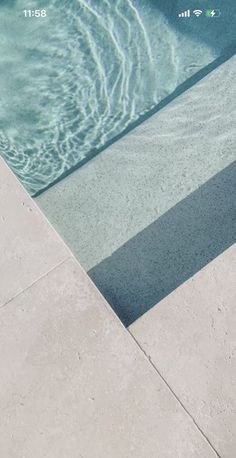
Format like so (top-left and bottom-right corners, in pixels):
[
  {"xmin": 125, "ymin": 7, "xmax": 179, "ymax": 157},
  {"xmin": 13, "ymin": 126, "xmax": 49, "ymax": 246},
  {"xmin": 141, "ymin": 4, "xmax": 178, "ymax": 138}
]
[{"xmin": 1, "ymin": 0, "xmax": 232, "ymax": 195}]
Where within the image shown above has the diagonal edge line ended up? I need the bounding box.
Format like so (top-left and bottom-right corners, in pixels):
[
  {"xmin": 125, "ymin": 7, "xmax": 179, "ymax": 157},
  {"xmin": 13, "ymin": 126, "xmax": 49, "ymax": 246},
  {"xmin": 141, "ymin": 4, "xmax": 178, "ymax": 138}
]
[
  {"xmin": 129, "ymin": 329, "xmax": 222, "ymax": 458},
  {"xmin": 0, "ymin": 256, "xmax": 71, "ymax": 311}
]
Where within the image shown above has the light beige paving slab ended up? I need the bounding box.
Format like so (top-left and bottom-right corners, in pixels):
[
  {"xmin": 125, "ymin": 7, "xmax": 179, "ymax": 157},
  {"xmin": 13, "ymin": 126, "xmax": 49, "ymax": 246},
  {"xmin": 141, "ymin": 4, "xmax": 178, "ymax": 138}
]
[
  {"xmin": 0, "ymin": 257, "xmax": 217, "ymax": 458},
  {"xmin": 130, "ymin": 244, "xmax": 236, "ymax": 458},
  {"xmin": 0, "ymin": 158, "xmax": 69, "ymax": 307}
]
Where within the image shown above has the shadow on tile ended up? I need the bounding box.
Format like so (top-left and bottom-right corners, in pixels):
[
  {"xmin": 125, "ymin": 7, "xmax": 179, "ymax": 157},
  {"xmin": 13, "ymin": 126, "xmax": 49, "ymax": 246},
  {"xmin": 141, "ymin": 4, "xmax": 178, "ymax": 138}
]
[{"xmin": 89, "ymin": 161, "xmax": 236, "ymax": 326}]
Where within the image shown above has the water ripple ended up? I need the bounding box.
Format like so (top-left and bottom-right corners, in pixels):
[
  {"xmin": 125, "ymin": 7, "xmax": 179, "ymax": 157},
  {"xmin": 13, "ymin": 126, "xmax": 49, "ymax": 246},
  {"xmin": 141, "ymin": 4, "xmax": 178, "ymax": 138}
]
[{"xmin": 0, "ymin": 0, "xmax": 214, "ymax": 195}]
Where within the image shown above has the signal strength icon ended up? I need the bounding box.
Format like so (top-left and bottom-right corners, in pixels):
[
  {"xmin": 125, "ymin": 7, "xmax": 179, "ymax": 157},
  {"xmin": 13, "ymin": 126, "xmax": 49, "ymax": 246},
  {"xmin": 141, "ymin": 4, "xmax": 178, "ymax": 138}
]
[
  {"xmin": 178, "ymin": 9, "xmax": 190, "ymax": 17},
  {"xmin": 193, "ymin": 9, "xmax": 203, "ymax": 17}
]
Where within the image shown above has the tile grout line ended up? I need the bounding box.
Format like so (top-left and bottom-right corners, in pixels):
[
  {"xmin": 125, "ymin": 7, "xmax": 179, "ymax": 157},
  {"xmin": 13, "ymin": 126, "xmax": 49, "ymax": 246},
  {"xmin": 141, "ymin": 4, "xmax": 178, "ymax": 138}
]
[
  {"xmin": 0, "ymin": 256, "xmax": 71, "ymax": 311},
  {"xmin": 128, "ymin": 329, "xmax": 222, "ymax": 458},
  {"xmin": 0, "ymin": 227, "xmax": 224, "ymax": 458}
]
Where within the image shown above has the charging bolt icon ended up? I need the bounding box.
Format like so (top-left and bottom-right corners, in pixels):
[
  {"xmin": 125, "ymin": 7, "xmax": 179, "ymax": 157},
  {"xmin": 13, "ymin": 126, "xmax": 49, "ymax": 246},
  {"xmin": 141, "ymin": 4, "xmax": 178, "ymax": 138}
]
[{"xmin": 205, "ymin": 9, "xmax": 221, "ymax": 17}]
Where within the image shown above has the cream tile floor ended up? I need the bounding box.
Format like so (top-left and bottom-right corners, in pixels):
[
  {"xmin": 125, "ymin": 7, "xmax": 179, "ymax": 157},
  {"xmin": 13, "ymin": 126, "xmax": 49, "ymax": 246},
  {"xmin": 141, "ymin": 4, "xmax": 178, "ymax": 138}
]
[{"xmin": 0, "ymin": 159, "xmax": 218, "ymax": 457}]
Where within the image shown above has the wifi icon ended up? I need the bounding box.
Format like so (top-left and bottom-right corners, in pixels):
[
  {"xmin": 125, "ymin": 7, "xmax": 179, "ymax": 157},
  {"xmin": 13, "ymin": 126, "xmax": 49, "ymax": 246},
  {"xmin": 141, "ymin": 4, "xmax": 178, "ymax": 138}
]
[{"xmin": 193, "ymin": 9, "xmax": 203, "ymax": 17}]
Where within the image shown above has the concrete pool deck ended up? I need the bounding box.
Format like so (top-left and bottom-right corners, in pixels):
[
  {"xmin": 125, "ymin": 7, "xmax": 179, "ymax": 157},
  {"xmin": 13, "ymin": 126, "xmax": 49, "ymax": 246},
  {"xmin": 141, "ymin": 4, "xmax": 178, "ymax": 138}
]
[
  {"xmin": 0, "ymin": 157, "xmax": 224, "ymax": 457},
  {"xmin": 37, "ymin": 54, "xmax": 236, "ymax": 324}
]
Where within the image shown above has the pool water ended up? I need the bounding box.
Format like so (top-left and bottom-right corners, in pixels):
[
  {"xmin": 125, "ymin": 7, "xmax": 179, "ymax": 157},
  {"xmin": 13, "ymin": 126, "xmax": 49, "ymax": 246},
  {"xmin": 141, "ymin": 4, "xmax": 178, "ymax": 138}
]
[{"xmin": 0, "ymin": 0, "xmax": 235, "ymax": 195}]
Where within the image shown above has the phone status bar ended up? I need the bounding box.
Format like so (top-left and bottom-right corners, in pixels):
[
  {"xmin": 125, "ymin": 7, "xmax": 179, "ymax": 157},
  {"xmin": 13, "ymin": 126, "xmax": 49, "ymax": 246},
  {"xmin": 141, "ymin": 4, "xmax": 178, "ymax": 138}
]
[{"xmin": 178, "ymin": 9, "xmax": 221, "ymax": 18}]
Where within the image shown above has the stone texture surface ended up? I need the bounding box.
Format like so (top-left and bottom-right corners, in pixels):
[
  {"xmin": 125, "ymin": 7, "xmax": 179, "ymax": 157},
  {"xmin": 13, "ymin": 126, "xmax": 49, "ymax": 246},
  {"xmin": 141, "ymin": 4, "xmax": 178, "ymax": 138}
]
[
  {"xmin": 37, "ymin": 56, "xmax": 236, "ymax": 272},
  {"xmin": 0, "ymin": 258, "xmax": 218, "ymax": 458},
  {"xmin": 88, "ymin": 161, "xmax": 236, "ymax": 325},
  {"xmin": 130, "ymin": 245, "xmax": 236, "ymax": 458},
  {"xmin": 0, "ymin": 158, "xmax": 69, "ymax": 307}
]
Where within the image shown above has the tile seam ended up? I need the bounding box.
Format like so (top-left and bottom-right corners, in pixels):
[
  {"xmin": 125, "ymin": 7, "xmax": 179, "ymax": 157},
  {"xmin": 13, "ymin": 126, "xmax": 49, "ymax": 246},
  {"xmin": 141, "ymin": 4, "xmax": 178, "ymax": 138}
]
[
  {"xmin": 0, "ymin": 255, "xmax": 71, "ymax": 311},
  {"xmin": 128, "ymin": 329, "xmax": 222, "ymax": 458},
  {"xmin": 0, "ymin": 234, "xmax": 224, "ymax": 458}
]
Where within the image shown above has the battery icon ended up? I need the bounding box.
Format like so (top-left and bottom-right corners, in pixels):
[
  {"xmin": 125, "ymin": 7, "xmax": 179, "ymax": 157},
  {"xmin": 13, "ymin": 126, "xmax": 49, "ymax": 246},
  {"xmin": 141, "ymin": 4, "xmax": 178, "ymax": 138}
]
[{"xmin": 205, "ymin": 9, "xmax": 221, "ymax": 17}]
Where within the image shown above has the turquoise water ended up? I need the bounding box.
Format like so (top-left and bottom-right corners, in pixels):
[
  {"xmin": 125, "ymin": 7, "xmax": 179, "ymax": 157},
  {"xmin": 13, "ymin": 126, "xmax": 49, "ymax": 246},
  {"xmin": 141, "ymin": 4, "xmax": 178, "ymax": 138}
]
[{"xmin": 0, "ymin": 0, "xmax": 235, "ymax": 195}]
